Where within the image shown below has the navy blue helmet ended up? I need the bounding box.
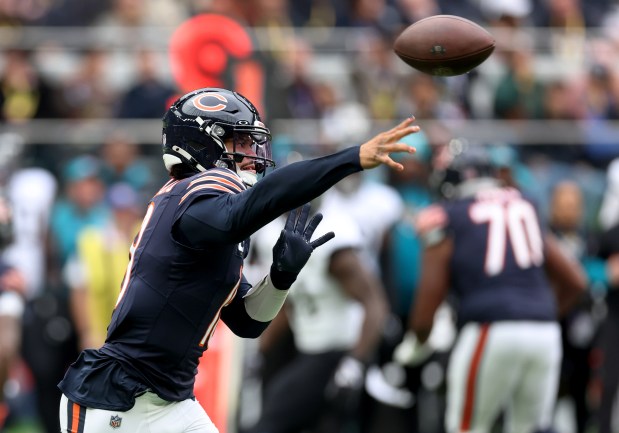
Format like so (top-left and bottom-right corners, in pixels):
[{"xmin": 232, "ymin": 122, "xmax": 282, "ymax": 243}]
[
  {"xmin": 432, "ymin": 139, "xmax": 496, "ymax": 199},
  {"xmin": 162, "ymin": 88, "xmax": 274, "ymax": 184}
]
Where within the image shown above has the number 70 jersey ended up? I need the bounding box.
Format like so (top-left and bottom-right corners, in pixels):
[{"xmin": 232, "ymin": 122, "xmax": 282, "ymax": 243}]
[{"xmin": 420, "ymin": 186, "xmax": 556, "ymax": 326}]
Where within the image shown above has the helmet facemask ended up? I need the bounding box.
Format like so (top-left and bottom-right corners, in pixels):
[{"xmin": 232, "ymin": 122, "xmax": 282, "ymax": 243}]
[{"xmin": 216, "ymin": 122, "xmax": 274, "ymax": 187}]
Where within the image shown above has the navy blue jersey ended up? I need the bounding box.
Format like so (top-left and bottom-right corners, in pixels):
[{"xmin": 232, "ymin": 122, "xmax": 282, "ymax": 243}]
[
  {"xmin": 437, "ymin": 186, "xmax": 556, "ymax": 325},
  {"xmin": 59, "ymin": 146, "xmax": 363, "ymax": 411}
]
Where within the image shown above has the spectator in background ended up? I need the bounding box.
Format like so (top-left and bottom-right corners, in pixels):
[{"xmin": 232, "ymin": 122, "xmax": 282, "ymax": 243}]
[
  {"xmin": 492, "ymin": 36, "xmax": 549, "ymax": 163},
  {"xmin": 538, "ymin": 79, "xmax": 584, "ymax": 163},
  {"xmin": 49, "ymin": 155, "xmax": 110, "ymax": 268},
  {"xmin": 347, "ymin": 0, "xmax": 402, "ymax": 34},
  {"xmin": 57, "ymin": 48, "xmax": 115, "ymax": 119},
  {"xmin": 272, "ymin": 37, "xmax": 322, "ymax": 120},
  {"xmin": 245, "ymin": 0, "xmax": 295, "ymax": 49},
  {"xmin": 530, "ymin": 0, "xmax": 612, "ymax": 29},
  {"xmin": 286, "ymin": 0, "xmax": 342, "ymax": 27},
  {"xmin": 581, "ymin": 64, "xmax": 619, "ymax": 166},
  {"xmin": 95, "ymin": 0, "xmax": 186, "ymax": 27},
  {"xmin": 33, "ymin": 0, "xmax": 108, "ymax": 26},
  {"xmin": 547, "ymin": 181, "xmax": 604, "ymax": 433},
  {"xmin": 397, "ymin": 72, "xmax": 466, "ymax": 122},
  {"xmin": 395, "ymin": 0, "xmax": 441, "ymax": 24},
  {"xmin": 351, "ymin": 29, "xmax": 402, "ymax": 121},
  {"xmin": 115, "ymin": 49, "xmax": 176, "ymax": 119},
  {"xmin": 492, "ymin": 38, "xmax": 545, "ymax": 122},
  {"xmin": 478, "ymin": 0, "xmax": 532, "ymax": 27},
  {"xmin": 99, "ymin": 133, "xmax": 154, "ymax": 195},
  {"xmin": 65, "ymin": 183, "xmax": 142, "ymax": 351},
  {"xmin": 0, "ymin": 49, "xmax": 62, "ymax": 122}
]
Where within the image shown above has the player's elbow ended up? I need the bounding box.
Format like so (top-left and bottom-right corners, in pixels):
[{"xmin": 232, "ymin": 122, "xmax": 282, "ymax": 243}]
[{"xmin": 227, "ymin": 321, "xmax": 269, "ymax": 339}]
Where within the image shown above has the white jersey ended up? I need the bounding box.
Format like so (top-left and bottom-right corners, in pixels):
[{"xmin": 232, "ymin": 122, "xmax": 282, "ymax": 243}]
[
  {"xmin": 321, "ymin": 179, "xmax": 403, "ymax": 275},
  {"xmin": 3, "ymin": 168, "xmax": 57, "ymax": 299},
  {"xmin": 251, "ymin": 205, "xmax": 364, "ymax": 354}
]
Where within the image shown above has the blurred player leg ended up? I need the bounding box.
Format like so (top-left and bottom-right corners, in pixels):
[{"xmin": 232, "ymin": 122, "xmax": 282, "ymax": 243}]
[
  {"xmin": 445, "ymin": 323, "xmax": 520, "ymax": 433},
  {"xmin": 248, "ymin": 352, "xmax": 342, "ymax": 433},
  {"xmin": 506, "ymin": 322, "xmax": 561, "ymax": 433}
]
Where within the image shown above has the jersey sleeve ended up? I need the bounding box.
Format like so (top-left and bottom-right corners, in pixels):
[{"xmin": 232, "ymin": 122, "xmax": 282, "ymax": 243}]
[
  {"xmin": 175, "ymin": 168, "xmax": 246, "ymax": 216},
  {"xmin": 176, "ymin": 146, "xmax": 363, "ymax": 248}
]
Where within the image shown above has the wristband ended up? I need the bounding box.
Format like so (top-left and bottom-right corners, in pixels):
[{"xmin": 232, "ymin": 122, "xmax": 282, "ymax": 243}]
[
  {"xmin": 243, "ymin": 273, "xmax": 289, "ymax": 322},
  {"xmin": 269, "ymin": 264, "xmax": 298, "ymax": 290}
]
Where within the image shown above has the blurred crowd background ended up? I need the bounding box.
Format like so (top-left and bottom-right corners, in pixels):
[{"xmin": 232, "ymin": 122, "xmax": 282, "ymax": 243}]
[{"xmin": 1, "ymin": 0, "xmax": 619, "ymax": 432}]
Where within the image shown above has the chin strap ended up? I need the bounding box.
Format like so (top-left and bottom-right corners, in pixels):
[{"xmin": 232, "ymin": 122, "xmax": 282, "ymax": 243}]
[
  {"xmin": 238, "ymin": 169, "xmax": 257, "ymax": 187},
  {"xmin": 215, "ymin": 158, "xmax": 258, "ymax": 188},
  {"xmin": 171, "ymin": 146, "xmax": 207, "ymax": 172}
]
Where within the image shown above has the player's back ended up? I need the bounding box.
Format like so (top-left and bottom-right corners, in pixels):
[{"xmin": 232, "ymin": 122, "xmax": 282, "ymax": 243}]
[{"xmin": 444, "ymin": 186, "xmax": 556, "ymax": 325}]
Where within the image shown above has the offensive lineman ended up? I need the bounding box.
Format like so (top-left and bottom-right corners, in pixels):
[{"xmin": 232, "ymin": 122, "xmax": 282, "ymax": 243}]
[
  {"xmin": 57, "ymin": 88, "xmax": 419, "ymax": 433},
  {"xmin": 395, "ymin": 144, "xmax": 587, "ymax": 433}
]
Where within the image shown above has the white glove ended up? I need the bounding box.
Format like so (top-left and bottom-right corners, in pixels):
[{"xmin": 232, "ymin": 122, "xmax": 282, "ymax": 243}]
[
  {"xmin": 325, "ymin": 355, "xmax": 366, "ymax": 414},
  {"xmin": 393, "ymin": 331, "xmax": 434, "ymax": 367}
]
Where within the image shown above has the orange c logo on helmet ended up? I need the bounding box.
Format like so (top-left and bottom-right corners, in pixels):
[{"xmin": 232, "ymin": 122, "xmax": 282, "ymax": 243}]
[{"xmin": 192, "ymin": 93, "xmax": 228, "ymax": 111}]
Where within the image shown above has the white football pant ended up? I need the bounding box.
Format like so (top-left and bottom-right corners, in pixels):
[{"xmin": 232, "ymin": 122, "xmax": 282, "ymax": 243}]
[
  {"xmin": 60, "ymin": 392, "xmax": 219, "ymax": 433},
  {"xmin": 446, "ymin": 321, "xmax": 561, "ymax": 433}
]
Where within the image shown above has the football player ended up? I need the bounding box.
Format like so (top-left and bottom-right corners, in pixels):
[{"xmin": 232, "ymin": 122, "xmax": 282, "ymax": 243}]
[
  {"xmin": 57, "ymin": 87, "xmax": 419, "ymax": 433},
  {"xmin": 395, "ymin": 142, "xmax": 587, "ymax": 433},
  {"xmin": 245, "ymin": 190, "xmax": 390, "ymax": 433}
]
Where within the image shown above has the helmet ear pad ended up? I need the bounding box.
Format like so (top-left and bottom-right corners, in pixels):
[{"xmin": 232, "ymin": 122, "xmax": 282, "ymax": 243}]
[{"xmin": 162, "ymin": 115, "xmax": 226, "ymax": 173}]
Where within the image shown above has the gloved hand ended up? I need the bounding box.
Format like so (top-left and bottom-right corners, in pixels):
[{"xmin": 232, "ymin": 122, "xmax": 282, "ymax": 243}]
[
  {"xmin": 270, "ymin": 203, "xmax": 334, "ymax": 289},
  {"xmin": 324, "ymin": 355, "xmax": 366, "ymax": 415},
  {"xmin": 393, "ymin": 331, "xmax": 434, "ymax": 367}
]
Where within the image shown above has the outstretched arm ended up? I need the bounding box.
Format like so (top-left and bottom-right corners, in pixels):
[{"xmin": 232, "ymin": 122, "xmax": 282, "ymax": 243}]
[{"xmin": 177, "ymin": 119, "xmax": 419, "ymax": 246}]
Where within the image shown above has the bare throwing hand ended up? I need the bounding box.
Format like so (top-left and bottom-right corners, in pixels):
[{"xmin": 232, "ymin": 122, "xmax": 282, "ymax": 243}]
[{"xmin": 359, "ymin": 117, "xmax": 420, "ymax": 171}]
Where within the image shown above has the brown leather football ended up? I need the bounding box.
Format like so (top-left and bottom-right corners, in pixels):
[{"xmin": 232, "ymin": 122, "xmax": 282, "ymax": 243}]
[{"xmin": 394, "ymin": 15, "xmax": 495, "ymax": 77}]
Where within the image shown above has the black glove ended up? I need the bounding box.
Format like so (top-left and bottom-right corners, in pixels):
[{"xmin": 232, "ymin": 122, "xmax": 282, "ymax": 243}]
[
  {"xmin": 324, "ymin": 355, "xmax": 366, "ymax": 415},
  {"xmin": 270, "ymin": 203, "xmax": 334, "ymax": 290}
]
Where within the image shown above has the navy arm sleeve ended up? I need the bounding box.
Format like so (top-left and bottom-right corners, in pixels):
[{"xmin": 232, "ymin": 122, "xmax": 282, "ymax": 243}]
[
  {"xmin": 176, "ymin": 146, "xmax": 362, "ymax": 247},
  {"xmin": 220, "ymin": 274, "xmax": 270, "ymax": 338}
]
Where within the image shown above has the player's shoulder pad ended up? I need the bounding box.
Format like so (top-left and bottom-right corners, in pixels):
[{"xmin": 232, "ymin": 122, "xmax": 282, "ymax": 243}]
[
  {"xmin": 415, "ymin": 204, "xmax": 449, "ymax": 247},
  {"xmin": 180, "ymin": 168, "xmax": 246, "ymax": 204}
]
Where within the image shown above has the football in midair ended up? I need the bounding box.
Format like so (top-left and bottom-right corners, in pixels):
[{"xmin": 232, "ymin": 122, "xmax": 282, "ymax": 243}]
[{"xmin": 394, "ymin": 15, "xmax": 495, "ymax": 77}]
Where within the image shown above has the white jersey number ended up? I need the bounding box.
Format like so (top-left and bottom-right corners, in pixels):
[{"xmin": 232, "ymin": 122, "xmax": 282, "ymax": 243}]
[{"xmin": 469, "ymin": 198, "xmax": 544, "ymax": 276}]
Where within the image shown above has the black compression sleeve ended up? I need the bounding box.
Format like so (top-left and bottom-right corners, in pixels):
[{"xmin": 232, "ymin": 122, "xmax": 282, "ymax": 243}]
[
  {"xmin": 235, "ymin": 146, "xmax": 362, "ymax": 234},
  {"xmin": 176, "ymin": 146, "xmax": 362, "ymax": 247}
]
